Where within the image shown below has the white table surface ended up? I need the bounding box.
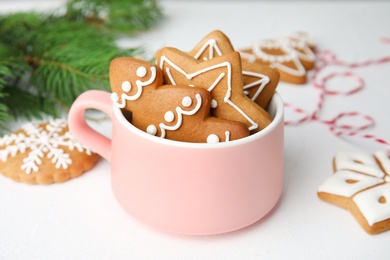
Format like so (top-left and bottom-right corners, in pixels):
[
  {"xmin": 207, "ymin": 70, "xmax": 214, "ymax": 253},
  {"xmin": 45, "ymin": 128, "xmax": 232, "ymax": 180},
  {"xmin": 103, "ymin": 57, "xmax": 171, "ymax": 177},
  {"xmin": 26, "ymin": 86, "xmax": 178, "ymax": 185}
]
[{"xmin": 1, "ymin": 1, "xmax": 390, "ymax": 259}]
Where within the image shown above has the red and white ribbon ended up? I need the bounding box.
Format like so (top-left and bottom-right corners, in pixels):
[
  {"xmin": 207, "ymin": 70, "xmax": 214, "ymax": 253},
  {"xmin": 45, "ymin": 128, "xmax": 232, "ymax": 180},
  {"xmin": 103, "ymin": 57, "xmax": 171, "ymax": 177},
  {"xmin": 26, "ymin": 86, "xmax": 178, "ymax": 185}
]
[{"xmin": 284, "ymin": 40, "xmax": 390, "ymax": 153}]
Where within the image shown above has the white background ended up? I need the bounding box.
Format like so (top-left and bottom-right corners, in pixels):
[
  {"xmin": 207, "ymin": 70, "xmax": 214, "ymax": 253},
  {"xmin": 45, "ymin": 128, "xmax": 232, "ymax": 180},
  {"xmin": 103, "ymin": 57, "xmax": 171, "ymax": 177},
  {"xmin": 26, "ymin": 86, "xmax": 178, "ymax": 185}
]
[{"xmin": 1, "ymin": 1, "xmax": 390, "ymax": 259}]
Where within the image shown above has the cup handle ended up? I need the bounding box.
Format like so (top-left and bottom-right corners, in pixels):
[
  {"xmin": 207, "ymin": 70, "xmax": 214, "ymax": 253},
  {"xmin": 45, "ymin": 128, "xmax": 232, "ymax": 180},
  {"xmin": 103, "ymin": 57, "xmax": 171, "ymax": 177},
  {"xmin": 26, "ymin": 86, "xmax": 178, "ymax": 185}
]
[{"xmin": 68, "ymin": 90, "xmax": 113, "ymax": 162}]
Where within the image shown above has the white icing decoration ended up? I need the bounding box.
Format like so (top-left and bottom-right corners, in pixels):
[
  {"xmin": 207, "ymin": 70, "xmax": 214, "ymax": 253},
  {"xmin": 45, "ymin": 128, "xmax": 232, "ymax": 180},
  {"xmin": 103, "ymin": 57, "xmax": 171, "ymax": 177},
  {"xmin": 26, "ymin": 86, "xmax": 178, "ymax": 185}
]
[
  {"xmin": 182, "ymin": 96, "xmax": 192, "ymax": 107},
  {"xmin": 242, "ymin": 70, "xmax": 270, "ymax": 101},
  {"xmin": 205, "ymin": 132, "xmax": 231, "ymax": 143},
  {"xmin": 193, "ymin": 39, "xmax": 223, "ymax": 60},
  {"xmin": 191, "ymin": 37, "xmax": 271, "ymax": 102},
  {"xmin": 375, "ymin": 150, "xmax": 390, "ymax": 175},
  {"xmin": 241, "ymin": 32, "xmax": 316, "ymax": 78},
  {"xmin": 207, "ymin": 134, "xmax": 219, "ymax": 144},
  {"xmin": 112, "ymin": 66, "xmax": 157, "ymax": 108},
  {"xmin": 0, "ymin": 119, "xmax": 92, "ymax": 174},
  {"xmin": 164, "ymin": 111, "xmax": 175, "ymax": 123},
  {"xmin": 225, "ymin": 131, "xmax": 230, "ymax": 142},
  {"xmin": 111, "ymin": 92, "xmax": 119, "ymax": 103},
  {"xmin": 239, "ymin": 51, "xmax": 257, "ymax": 63},
  {"xmin": 158, "ymin": 94, "xmax": 203, "ymax": 138},
  {"xmin": 353, "ymin": 183, "xmax": 390, "ymax": 226},
  {"xmin": 286, "ymin": 37, "xmax": 316, "ymax": 62},
  {"xmin": 287, "ymin": 31, "xmax": 316, "ymax": 48},
  {"xmin": 158, "ymin": 55, "xmax": 259, "ymax": 131},
  {"xmin": 208, "ymin": 72, "xmax": 225, "ymax": 92},
  {"xmin": 146, "ymin": 125, "xmax": 157, "ymax": 136},
  {"xmin": 252, "ymin": 38, "xmax": 306, "ymax": 77},
  {"xmin": 318, "ymin": 170, "xmax": 384, "ymax": 197},
  {"xmin": 335, "ymin": 150, "xmax": 384, "ymax": 178},
  {"xmin": 211, "ymin": 99, "xmax": 218, "ymax": 108},
  {"xmin": 255, "ymin": 39, "xmax": 294, "ymax": 62},
  {"xmin": 319, "ymin": 150, "xmax": 390, "ymax": 226},
  {"xmin": 136, "ymin": 66, "xmax": 147, "ymax": 78},
  {"xmin": 121, "ymin": 81, "xmax": 131, "ymax": 92},
  {"xmin": 165, "ymin": 67, "xmax": 176, "ymax": 85}
]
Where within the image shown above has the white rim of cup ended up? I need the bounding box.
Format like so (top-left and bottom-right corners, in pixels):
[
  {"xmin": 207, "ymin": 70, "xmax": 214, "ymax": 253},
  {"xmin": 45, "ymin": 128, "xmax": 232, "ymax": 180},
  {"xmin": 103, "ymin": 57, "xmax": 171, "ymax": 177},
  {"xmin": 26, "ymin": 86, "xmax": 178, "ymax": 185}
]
[{"xmin": 113, "ymin": 92, "xmax": 284, "ymax": 149}]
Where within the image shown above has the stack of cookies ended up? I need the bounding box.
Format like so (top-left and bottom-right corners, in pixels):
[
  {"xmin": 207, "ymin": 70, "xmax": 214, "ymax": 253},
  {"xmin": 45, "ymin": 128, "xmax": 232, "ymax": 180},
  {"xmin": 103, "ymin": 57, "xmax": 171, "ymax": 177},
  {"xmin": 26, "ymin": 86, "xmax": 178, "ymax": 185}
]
[{"xmin": 110, "ymin": 30, "xmax": 281, "ymax": 143}]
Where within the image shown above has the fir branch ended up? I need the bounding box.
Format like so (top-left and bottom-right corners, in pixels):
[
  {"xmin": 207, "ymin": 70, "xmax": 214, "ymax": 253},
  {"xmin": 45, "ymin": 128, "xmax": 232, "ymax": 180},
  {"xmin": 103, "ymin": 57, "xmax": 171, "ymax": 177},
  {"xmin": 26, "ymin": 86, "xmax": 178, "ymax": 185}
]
[
  {"xmin": 64, "ymin": 0, "xmax": 163, "ymax": 33},
  {"xmin": 0, "ymin": 12, "xmax": 44, "ymax": 48},
  {"xmin": 24, "ymin": 19, "xmax": 142, "ymax": 108},
  {"xmin": 1, "ymin": 86, "xmax": 59, "ymax": 120},
  {"xmin": 0, "ymin": 86, "xmax": 9, "ymax": 130},
  {"xmin": 0, "ymin": 0, "xmax": 163, "ymax": 133},
  {"xmin": 0, "ymin": 43, "xmax": 33, "ymax": 129}
]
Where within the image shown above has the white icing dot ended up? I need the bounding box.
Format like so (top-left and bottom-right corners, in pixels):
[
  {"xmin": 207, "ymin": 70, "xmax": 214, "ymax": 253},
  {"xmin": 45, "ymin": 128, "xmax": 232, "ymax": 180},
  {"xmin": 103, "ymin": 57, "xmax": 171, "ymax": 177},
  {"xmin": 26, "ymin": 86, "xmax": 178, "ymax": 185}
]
[
  {"xmin": 121, "ymin": 81, "xmax": 131, "ymax": 92},
  {"xmin": 211, "ymin": 99, "xmax": 218, "ymax": 108},
  {"xmin": 182, "ymin": 96, "xmax": 192, "ymax": 107},
  {"xmin": 146, "ymin": 125, "xmax": 157, "ymax": 135},
  {"xmin": 136, "ymin": 66, "xmax": 147, "ymax": 78},
  {"xmin": 207, "ymin": 134, "xmax": 220, "ymax": 144},
  {"xmin": 111, "ymin": 92, "xmax": 119, "ymax": 102},
  {"xmin": 164, "ymin": 111, "xmax": 175, "ymax": 122}
]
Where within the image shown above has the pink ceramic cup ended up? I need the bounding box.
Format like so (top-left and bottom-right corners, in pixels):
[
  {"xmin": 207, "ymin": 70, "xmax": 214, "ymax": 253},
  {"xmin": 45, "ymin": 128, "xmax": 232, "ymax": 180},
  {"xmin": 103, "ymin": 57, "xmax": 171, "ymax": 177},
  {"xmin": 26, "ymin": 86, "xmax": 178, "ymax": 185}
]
[{"xmin": 68, "ymin": 90, "xmax": 284, "ymax": 235}]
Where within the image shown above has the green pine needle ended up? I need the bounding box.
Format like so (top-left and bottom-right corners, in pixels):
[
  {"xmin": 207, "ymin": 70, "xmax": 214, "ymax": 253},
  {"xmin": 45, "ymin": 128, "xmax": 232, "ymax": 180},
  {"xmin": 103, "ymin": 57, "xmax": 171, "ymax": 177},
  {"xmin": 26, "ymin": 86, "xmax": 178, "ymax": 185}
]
[
  {"xmin": 2, "ymin": 86, "xmax": 59, "ymax": 120},
  {"xmin": 0, "ymin": 43, "xmax": 33, "ymax": 129},
  {"xmin": 64, "ymin": 0, "xmax": 163, "ymax": 33},
  {"xmin": 25, "ymin": 19, "xmax": 141, "ymax": 108},
  {"xmin": 0, "ymin": 12, "xmax": 43, "ymax": 47},
  {"xmin": 0, "ymin": 0, "xmax": 162, "ymax": 133}
]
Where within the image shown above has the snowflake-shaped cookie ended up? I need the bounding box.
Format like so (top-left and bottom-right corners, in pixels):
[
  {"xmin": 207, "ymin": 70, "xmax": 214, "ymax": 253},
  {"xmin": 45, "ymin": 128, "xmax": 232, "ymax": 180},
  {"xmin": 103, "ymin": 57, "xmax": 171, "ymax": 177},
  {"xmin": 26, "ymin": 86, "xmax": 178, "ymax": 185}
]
[
  {"xmin": 0, "ymin": 119, "xmax": 100, "ymax": 184},
  {"xmin": 318, "ymin": 150, "xmax": 390, "ymax": 234}
]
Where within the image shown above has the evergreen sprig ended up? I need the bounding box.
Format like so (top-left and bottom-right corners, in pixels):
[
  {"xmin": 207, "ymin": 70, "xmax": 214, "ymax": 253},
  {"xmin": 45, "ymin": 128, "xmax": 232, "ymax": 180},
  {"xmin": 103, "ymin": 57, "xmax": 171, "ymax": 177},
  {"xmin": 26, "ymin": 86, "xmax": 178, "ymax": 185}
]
[
  {"xmin": 0, "ymin": 43, "xmax": 33, "ymax": 125},
  {"xmin": 0, "ymin": 0, "xmax": 162, "ymax": 132},
  {"xmin": 65, "ymin": 0, "xmax": 163, "ymax": 33}
]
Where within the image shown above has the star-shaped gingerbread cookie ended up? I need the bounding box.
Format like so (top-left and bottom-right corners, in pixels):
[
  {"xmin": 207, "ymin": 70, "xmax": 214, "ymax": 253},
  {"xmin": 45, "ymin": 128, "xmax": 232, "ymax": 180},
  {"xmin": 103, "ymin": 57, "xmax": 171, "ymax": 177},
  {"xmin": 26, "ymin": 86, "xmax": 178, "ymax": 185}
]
[
  {"xmin": 239, "ymin": 32, "xmax": 316, "ymax": 84},
  {"xmin": 188, "ymin": 30, "xmax": 280, "ymax": 109},
  {"xmin": 318, "ymin": 150, "xmax": 390, "ymax": 234},
  {"xmin": 155, "ymin": 47, "xmax": 271, "ymax": 133}
]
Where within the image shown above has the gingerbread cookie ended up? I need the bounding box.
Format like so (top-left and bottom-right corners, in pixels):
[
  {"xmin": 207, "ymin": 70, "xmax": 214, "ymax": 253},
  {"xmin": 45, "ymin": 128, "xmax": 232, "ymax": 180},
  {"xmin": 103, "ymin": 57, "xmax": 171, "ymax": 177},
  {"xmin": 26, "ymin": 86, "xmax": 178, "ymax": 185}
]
[
  {"xmin": 318, "ymin": 150, "xmax": 390, "ymax": 234},
  {"xmin": 188, "ymin": 30, "xmax": 280, "ymax": 109},
  {"xmin": 286, "ymin": 31, "xmax": 316, "ymax": 71},
  {"xmin": 241, "ymin": 61, "xmax": 280, "ymax": 109},
  {"xmin": 155, "ymin": 47, "xmax": 271, "ymax": 133},
  {"xmin": 110, "ymin": 57, "xmax": 250, "ymax": 143},
  {"xmin": 0, "ymin": 119, "xmax": 100, "ymax": 184},
  {"xmin": 240, "ymin": 32, "xmax": 316, "ymax": 84}
]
